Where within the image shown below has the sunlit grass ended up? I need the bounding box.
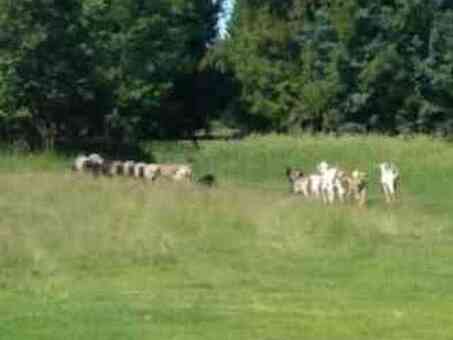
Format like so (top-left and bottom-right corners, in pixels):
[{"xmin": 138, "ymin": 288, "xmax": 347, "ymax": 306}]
[{"xmin": 1, "ymin": 135, "xmax": 453, "ymax": 339}]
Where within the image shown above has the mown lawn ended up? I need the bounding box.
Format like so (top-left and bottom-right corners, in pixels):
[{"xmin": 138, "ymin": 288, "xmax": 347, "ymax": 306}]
[{"xmin": 1, "ymin": 135, "xmax": 453, "ymax": 339}]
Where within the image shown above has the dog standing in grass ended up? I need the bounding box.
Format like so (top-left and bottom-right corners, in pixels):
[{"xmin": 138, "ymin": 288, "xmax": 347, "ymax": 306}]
[
  {"xmin": 348, "ymin": 170, "xmax": 368, "ymax": 207},
  {"xmin": 286, "ymin": 167, "xmax": 323, "ymax": 199},
  {"xmin": 72, "ymin": 155, "xmax": 90, "ymax": 172},
  {"xmin": 317, "ymin": 161, "xmax": 349, "ymax": 204},
  {"xmin": 156, "ymin": 164, "xmax": 193, "ymax": 182},
  {"xmin": 317, "ymin": 161, "xmax": 369, "ymax": 206},
  {"xmin": 72, "ymin": 153, "xmax": 104, "ymax": 175},
  {"xmin": 286, "ymin": 167, "xmax": 310, "ymax": 197},
  {"xmin": 379, "ymin": 162, "xmax": 400, "ymax": 203}
]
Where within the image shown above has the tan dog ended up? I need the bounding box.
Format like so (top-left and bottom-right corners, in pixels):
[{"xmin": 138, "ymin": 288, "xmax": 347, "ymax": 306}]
[
  {"xmin": 143, "ymin": 164, "xmax": 161, "ymax": 181},
  {"xmin": 330, "ymin": 168, "xmax": 368, "ymax": 207},
  {"xmin": 155, "ymin": 164, "xmax": 193, "ymax": 182},
  {"xmin": 348, "ymin": 170, "xmax": 368, "ymax": 207}
]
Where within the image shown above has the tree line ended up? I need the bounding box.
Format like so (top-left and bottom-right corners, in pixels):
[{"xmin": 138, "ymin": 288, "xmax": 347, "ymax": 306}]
[
  {"xmin": 1, "ymin": 0, "xmax": 453, "ymax": 150},
  {"xmin": 216, "ymin": 0, "xmax": 453, "ymax": 135},
  {"xmin": 0, "ymin": 0, "xmax": 223, "ymax": 150}
]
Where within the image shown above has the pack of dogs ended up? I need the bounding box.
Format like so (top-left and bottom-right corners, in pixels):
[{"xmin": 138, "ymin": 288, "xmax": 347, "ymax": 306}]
[
  {"xmin": 286, "ymin": 161, "xmax": 400, "ymax": 206},
  {"xmin": 72, "ymin": 153, "xmax": 213, "ymax": 185},
  {"xmin": 72, "ymin": 153, "xmax": 399, "ymax": 206}
]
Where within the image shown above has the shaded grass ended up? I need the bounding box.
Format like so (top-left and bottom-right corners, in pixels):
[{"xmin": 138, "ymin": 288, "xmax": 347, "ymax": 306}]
[{"xmin": 1, "ymin": 135, "xmax": 453, "ymax": 339}]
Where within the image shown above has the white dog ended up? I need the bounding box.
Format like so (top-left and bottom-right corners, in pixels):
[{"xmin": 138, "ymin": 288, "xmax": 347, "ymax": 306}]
[
  {"xmin": 72, "ymin": 155, "xmax": 89, "ymax": 172},
  {"xmin": 379, "ymin": 162, "xmax": 400, "ymax": 203},
  {"xmin": 317, "ymin": 161, "xmax": 348, "ymax": 204},
  {"xmin": 308, "ymin": 174, "xmax": 323, "ymax": 199},
  {"xmin": 87, "ymin": 153, "xmax": 104, "ymax": 165}
]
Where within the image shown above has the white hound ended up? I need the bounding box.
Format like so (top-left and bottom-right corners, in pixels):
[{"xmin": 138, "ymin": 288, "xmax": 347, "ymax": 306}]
[
  {"xmin": 308, "ymin": 173, "xmax": 323, "ymax": 199},
  {"xmin": 379, "ymin": 162, "xmax": 400, "ymax": 203},
  {"xmin": 72, "ymin": 155, "xmax": 89, "ymax": 172},
  {"xmin": 317, "ymin": 161, "xmax": 348, "ymax": 204}
]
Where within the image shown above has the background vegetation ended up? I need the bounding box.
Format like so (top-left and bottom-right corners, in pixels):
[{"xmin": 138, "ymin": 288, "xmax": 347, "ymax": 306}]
[
  {"xmin": 216, "ymin": 0, "xmax": 453, "ymax": 134},
  {"xmin": 0, "ymin": 0, "xmax": 453, "ymax": 150},
  {"xmin": 0, "ymin": 0, "xmax": 223, "ymax": 149}
]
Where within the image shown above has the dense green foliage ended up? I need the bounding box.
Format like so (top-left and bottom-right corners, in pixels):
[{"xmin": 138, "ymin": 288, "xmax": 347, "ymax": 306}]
[
  {"xmin": 1, "ymin": 0, "xmax": 453, "ymax": 148},
  {"xmin": 220, "ymin": 0, "xmax": 453, "ymax": 134},
  {"xmin": 0, "ymin": 0, "xmax": 222, "ymax": 148}
]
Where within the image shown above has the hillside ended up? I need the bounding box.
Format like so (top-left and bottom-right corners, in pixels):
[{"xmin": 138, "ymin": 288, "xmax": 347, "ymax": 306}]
[{"xmin": 1, "ymin": 135, "xmax": 453, "ymax": 339}]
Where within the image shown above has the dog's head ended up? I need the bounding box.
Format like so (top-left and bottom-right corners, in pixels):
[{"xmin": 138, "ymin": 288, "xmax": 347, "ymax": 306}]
[
  {"xmin": 286, "ymin": 167, "xmax": 304, "ymax": 182},
  {"xmin": 88, "ymin": 153, "xmax": 104, "ymax": 165},
  {"xmin": 317, "ymin": 161, "xmax": 329, "ymax": 174},
  {"xmin": 352, "ymin": 170, "xmax": 367, "ymax": 180},
  {"xmin": 379, "ymin": 162, "xmax": 399, "ymax": 177},
  {"xmin": 351, "ymin": 170, "xmax": 367, "ymax": 190},
  {"xmin": 72, "ymin": 155, "xmax": 89, "ymax": 171}
]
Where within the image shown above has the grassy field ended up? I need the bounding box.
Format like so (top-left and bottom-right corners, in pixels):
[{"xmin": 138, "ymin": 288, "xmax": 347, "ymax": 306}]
[{"xmin": 1, "ymin": 135, "xmax": 453, "ymax": 339}]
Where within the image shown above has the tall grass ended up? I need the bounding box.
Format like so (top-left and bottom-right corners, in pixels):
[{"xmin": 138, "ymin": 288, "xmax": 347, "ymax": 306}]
[{"xmin": 1, "ymin": 135, "xmax": 453, "ymax": 339}]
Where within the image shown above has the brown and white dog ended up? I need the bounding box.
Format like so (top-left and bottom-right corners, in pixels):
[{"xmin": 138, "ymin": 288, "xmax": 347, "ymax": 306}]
[
  {"xmin": 131, "ymin": 162, "xmax": 160, "ymax": 181},
  {"xmin": 133, "ymin": 162, "xmax": 147, "ymax": 178},
  {"xmin": 155, "ymin": 164, "xmax": 193, "ymax": 182},
  {"xmin": 317, "ymin": 161, "xmax": 368, "ymax": 205},
  {"xmin": 286, "ymin": 167, "xmax": 324, "ymax": 199},
  {"xmin": 122, "ymin": 161, "xmax": 136, "ymax": 177},
  {"xmin": 286, "ymin": 167, "xmax": 310, "ymax": 197},
  {"xmin": 347, "ymin": 170, "xmax": 368, "ymax": 207},
  {"xmin": 143, "ymin": 164, "xmax": 161, "ymax": 181},
  {"xmin": 102, "ymin": 160, "xmax": 123, "ymax": 177},
  {"xmin": 72, "ymin": 155, "xmax": 161, "ymax": 182},
  {"xmin": 72, "ymin": 153, "xmax": 104, "ymax": 176}
]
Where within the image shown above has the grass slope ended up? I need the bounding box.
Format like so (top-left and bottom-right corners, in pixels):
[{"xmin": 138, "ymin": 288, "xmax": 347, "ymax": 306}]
[{"xmin": 1, "ymin": 135, "xmax": 453, "ymax": 339}]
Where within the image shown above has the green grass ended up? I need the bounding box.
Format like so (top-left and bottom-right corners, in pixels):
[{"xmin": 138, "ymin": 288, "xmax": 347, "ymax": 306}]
[{"xmin": 1, "ymin": 135, "xmax": 453, "ymax": 339}]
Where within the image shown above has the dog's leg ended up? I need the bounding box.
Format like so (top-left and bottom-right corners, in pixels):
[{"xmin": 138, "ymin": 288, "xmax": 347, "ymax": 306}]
[{"xmin": 383, "ymin": 184, "xmax": 391, "ymax": 204}]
